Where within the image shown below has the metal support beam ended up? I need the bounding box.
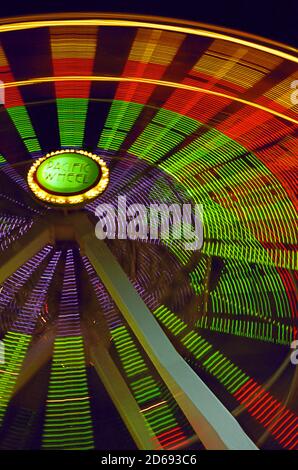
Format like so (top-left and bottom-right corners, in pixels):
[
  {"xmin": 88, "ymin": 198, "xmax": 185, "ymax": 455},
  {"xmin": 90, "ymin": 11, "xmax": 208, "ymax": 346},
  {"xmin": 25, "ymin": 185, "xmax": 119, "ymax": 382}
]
[
  {"xmin": 75, "ymin": 214, "xmax": 257, "ymax": 450},
  {"xmin": 0, "ymin": 220, "xmax": 51, "ymax": 284},
  {"xmin": 83, "ymin": 322, "xmax": 158, "ymax": 450},
  {"xmin": 13, "ymin": 329, "xmax": 56, "ymax": 396}
]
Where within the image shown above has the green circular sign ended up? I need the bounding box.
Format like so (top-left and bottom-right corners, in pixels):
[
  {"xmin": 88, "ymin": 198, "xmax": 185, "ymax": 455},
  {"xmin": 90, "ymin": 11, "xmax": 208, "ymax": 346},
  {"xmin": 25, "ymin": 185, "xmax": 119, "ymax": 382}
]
[{"xmin": 36, "ymin": 152, "xmax": 101, "ymax": 195}]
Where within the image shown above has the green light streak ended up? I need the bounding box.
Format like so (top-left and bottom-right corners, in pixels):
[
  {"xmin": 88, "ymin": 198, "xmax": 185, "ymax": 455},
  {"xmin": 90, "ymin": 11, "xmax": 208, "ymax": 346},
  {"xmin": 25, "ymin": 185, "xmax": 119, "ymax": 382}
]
[
  {"xmin": 42, "ymin": 336, "xmax": 94, "ymax": 450},
  {"xmin": 98, "ymin": 101, "xmax": 143, "ymax": 151},
  {"xmin": 7, "ymin": 106, "xmax": 41, "ymax": 153},
  {"xmin": 111, "ymin": 324, "xmax": 184, "ymax": 439},
  {"xmin": 154, "ymin": 305, "xmax": 250, "ymax": 395},
  {"xmin": 0, "ymin": 332, "xmax": 31, "ymax": 424},
  {"xmin": 56, "ymin": 98, "xmax": 88, "ymax": 147}
]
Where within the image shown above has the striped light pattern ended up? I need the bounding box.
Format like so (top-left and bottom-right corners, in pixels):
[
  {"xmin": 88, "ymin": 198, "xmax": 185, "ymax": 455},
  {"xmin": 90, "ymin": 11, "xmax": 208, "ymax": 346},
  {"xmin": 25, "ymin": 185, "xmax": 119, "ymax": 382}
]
[
  {"xmin": 0, "ymin": 153, "xmax": 30, "ymax": 193},
  {"xmin": 0, "ymin": 245, "xmax": 52, "ymax": 330},
  {"xmin": 43, "ymin": 249, "xmax": 94, "ymax": 449},
  {"xmin": 0, "ymin": 250, "xmax": 61, "ymax": 424},
  {"xmin": 0, "ymin": 45, "xmax": 41, "ymax": 154},
  {"xmin": 153, "ymin": 305, "xmax": 298, "ymax": 449},
  {"xmin": 98, "ymin": 28, "xmax": 185, "ymax": 152},
  {"xmin": 51, "ymin": 26, "xmax": 97, "ymax": 147},
  {"xmin": 0, "ymin": 214, "xmax": 33, "ymax": 252},
  {"xmin": 83, "ymin": 256, "xmax": 195, "ymax": 450}
]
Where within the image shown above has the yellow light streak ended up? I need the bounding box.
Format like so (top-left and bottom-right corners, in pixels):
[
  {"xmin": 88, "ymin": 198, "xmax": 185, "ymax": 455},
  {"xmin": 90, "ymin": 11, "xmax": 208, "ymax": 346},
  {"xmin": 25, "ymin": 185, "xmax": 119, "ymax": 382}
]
[
  {"xmin": 2, "ymin": 76, "xmax": 297, "ymax": 125},
  {"xmin": 47, "ymin": 396, "xmax": 90, "ymax": 403},
  {"xmin": 141, "ymin": 400, "xmax": 167, "ymax": 413},
  {"xmin": 0, "ymin": 18, "xmax": 296, "ymax": 64}
]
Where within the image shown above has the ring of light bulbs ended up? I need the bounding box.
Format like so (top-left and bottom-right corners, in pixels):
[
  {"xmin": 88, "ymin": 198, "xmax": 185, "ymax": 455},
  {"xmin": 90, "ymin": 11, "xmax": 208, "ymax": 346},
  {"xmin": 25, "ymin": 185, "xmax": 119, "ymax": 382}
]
[{"xmin": 27, "ymin": 149, "xmax": 109, "ymax": 206}]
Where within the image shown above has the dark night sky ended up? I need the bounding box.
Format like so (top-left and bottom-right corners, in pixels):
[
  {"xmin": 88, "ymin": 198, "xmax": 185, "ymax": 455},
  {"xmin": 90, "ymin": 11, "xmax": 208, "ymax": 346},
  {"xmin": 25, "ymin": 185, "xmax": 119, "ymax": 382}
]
[{"xmin": 0, "ymin": 0, "xmax": 297, "ymax": 48}]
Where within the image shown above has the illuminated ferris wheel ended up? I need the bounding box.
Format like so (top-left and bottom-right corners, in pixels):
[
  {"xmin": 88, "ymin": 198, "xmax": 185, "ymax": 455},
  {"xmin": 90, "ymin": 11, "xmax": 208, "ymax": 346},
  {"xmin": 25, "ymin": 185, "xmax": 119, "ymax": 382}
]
[{"xmin": 0, "ymin": 13, "xmax": 297, "ymax": 451}]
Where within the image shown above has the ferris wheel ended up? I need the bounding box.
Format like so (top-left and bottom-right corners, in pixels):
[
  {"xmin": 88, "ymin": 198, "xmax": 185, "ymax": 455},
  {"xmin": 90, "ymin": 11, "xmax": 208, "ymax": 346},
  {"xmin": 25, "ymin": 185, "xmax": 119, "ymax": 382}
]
[{"xmin": 0, "ymin": 13, "xmax": 297, "ymax": 451}]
